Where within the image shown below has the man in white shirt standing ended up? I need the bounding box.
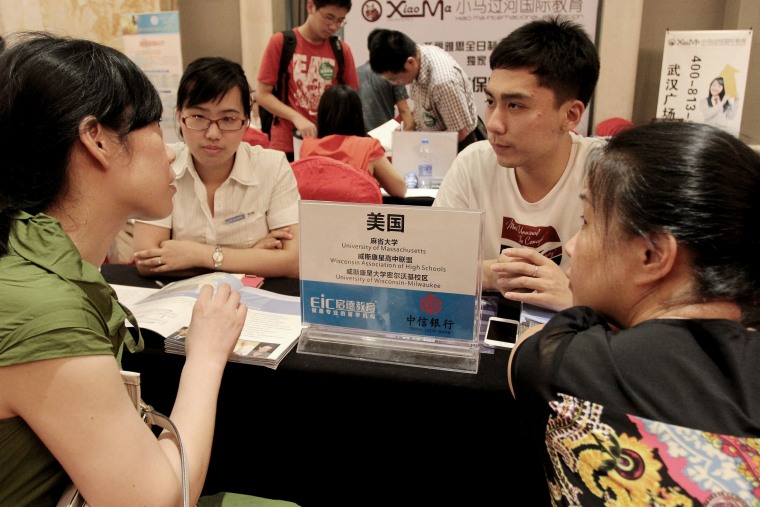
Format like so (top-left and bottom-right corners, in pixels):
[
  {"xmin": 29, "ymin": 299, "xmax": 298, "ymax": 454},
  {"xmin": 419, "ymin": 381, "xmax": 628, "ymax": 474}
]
[{"xmin": 434, "ymin": 16, "xmax": 603, "ymax": 312}]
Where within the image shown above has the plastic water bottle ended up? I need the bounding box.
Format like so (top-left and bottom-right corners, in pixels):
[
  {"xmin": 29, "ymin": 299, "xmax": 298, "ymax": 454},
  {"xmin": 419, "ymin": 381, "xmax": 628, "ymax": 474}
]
[{"xmin": 417, "ymin": 138, "xmax": 433, "ymax": 189}]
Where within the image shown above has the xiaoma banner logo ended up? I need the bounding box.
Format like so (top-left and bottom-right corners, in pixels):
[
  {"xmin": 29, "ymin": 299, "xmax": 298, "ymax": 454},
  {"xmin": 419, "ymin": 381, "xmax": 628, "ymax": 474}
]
[
  {"xmin": 362, "ymin": 0, "xmax": 382, "ymax": 21},
  {"xmin": 377, "ymin": 0, "xmax": 449, "ymax": 21},
  {"xmin": 419, "ymin": 294, "xmax": 442, "ymax": 315}
]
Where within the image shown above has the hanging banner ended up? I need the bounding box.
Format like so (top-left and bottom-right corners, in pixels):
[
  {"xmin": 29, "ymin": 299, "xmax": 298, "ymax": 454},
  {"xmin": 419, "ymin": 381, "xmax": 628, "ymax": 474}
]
[
  {"xmin": 344, "ymin": 0, "xmax": 600, "ymax": 135},
  {"xmin": 121, "ymin": 11, "xmax": 183, "ymax": 143},
  {"xmin": 655, "ymin": 29, "xmax": 752, "ymax": 138}
]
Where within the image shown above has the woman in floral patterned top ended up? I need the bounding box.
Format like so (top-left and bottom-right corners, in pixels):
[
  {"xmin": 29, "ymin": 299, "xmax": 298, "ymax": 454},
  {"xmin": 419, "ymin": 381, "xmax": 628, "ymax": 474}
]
[{"xmin": 509, "ymin": 120, "xmax": 760, "ymax": 506}]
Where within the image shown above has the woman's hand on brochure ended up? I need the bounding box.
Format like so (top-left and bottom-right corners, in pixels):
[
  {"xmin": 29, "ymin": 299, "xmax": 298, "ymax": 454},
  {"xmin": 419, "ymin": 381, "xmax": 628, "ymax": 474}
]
[
  {"xmin": 185, "ymin": 283, "xmax": 247, "ymax": 367},
  {"xmin": 491, "ymin": 247, "xmax": 573, "ymax": 312}
]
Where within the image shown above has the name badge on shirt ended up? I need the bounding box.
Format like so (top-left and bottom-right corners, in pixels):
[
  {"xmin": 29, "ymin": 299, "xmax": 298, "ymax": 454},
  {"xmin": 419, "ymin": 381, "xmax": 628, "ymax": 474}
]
[{"xmin": 224, "ymin": 211, "xmax": 255, "ymax": 224}]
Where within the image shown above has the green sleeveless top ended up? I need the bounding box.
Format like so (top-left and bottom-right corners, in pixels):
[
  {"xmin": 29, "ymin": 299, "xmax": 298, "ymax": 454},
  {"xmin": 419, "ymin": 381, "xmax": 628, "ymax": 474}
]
[{"xmin": 0, "ymin": 212, "xmax": 142, "ymax": 506}]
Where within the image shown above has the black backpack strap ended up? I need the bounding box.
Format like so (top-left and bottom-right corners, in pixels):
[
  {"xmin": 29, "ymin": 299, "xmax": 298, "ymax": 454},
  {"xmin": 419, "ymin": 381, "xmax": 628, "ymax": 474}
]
[
  {"xmin": 329, "ymin": 35, "xmax": 345, "ymax": 84},
  {"xmin": 272, "ymin": 29, "xmax": 297, "ymax": 124},
  {"xmin": 275, "ymin": 29, "xmax": 297, "ymax": 100}
]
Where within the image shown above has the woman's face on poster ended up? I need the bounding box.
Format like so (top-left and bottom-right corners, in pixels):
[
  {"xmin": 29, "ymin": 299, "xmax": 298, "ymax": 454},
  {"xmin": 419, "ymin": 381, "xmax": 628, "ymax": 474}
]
[{"xmin": 710, "ymin": 79, "xmax": 724, "ymax": 96}]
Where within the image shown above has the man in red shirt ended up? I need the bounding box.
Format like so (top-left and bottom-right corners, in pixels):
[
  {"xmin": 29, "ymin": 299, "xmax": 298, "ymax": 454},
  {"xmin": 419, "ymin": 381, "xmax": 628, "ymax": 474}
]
[{"xmin": 256, "ymin": 0, "xmax": 359, "ymax": 161}]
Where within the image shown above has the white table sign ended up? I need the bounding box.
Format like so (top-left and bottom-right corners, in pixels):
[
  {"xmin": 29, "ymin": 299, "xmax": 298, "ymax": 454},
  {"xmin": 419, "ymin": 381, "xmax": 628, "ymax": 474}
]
[{"xmin": 298, "ymin": 202, "xmax": 484, "ymax": 372}]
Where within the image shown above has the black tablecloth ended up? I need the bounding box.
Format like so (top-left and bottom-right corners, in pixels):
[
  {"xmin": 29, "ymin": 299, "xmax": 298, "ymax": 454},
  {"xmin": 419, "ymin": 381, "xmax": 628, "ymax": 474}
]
[
  {"xmin": 103, "ymin": 264, "xmax": 550, "ymax": 506},
  {"xmin": 382, "ymin": 195, "xmax": 435, "ymax": 206}
]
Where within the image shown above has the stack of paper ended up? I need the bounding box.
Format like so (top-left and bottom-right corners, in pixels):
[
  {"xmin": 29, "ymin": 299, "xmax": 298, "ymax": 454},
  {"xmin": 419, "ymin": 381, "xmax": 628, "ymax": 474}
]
[
  {"xmin": 368, "ymin": 118, "xmax": 400, "ymax": 151},
  {"xmin": 112, "ymin": 272, "xmax": 304, "ymax": 370}
]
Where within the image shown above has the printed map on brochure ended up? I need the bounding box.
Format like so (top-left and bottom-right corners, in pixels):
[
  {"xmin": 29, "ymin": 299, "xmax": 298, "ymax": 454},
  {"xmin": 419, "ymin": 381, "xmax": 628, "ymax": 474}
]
[{"xmin": 111, "ymin": 272, "xmax": 304, "ymax": 369}]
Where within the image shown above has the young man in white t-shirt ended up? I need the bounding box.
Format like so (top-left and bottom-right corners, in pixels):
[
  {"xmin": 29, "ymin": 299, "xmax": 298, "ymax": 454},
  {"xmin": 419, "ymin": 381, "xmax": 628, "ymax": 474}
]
[{"xmin": 433, "ymin": 16, "xmax": 603, "ymax": 312}]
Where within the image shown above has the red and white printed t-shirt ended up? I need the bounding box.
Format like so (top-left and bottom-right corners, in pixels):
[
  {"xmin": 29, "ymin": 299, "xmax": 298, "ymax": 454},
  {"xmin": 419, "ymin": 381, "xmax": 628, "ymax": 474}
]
[{"xmin": 257, "ymin": 28, "xmax": 359, "ymax": 154}]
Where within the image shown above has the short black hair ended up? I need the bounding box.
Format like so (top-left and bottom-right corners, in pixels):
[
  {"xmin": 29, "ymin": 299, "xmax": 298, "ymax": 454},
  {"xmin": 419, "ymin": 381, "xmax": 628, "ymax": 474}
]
[
  {"xmin": 313, "ymin": 0, "xmax": 352, "ymax": 10},
  {"xmin": 368, "ymin": 29, "xmax": 416, "ymax": 74},
  {"xmin": 490, "ymin": 16, "xmax": 599, "ymax": 107},
  {"xmin": 177, "ymin": 56, "xmax": 252, "ymax": 120},
  {"xmin": 367, "ymin": 28, "xmax": 382, "ymax": 50}
]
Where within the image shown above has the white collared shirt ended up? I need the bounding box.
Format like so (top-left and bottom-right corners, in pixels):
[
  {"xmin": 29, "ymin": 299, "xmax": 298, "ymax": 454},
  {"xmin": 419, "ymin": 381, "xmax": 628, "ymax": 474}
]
[{"xmin": 139, "ymin": 142, "xmax": 300, "ymax": 248}]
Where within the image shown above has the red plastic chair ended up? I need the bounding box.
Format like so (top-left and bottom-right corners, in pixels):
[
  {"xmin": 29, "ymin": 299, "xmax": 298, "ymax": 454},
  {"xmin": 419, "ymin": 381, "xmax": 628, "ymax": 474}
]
[
  {"xmin": 242, "ymin": 127, "xmax": 270, "ymax": 148},
  {"xmin": 595, "ymin": 117, "xmax": 635, "ymax": 137},
  {"xmin": 290, "ymin": 156, "xmax": 382, "ymax": 204}
]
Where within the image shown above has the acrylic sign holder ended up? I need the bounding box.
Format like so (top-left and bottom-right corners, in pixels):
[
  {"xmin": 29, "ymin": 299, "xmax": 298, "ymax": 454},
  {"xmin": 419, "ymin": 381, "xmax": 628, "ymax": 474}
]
[{"xmin": 296, "ymin": 201, "xmax": 484, "ymax": 374}]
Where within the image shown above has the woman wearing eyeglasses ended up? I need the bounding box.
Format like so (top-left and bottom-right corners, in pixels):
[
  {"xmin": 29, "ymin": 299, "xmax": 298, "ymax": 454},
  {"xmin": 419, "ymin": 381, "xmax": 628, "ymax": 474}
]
[{"xmin": 133, "ymin": 56, "xmax": 301, "ymax": 278}]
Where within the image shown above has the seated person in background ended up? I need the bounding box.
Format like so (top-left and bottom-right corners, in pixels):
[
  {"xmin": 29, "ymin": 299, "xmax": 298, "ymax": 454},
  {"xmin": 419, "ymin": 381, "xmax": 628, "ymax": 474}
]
[
  {"xmin": 509, "ymin": 120, "xmax": 760, "ymax": 505},
  {"xmin": 357, "ymin": 28, "xmax": 414, "ymax": 131},
  {"xmin": 300, "ymin": 84, "xmax": 407, "ymax": 197},
  {"xmin": 133, "ymin": 56, "xmax": 301, "ymax": 278},
  {"xmin": 0, "ymin": 31, "xmax": 296, "ymax": 507},
  {"xmin": 433, "ymin": 16, "xmax": 603, "ymax": 312}
]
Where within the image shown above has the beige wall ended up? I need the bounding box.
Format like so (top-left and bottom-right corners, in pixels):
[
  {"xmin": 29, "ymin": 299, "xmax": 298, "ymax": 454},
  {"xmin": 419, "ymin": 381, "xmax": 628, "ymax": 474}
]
[
  {"xmin": 178, "ymin": 0, "xmax": 242, "ymax": 66},
  {"xmin": 240, "ymin": 0, "xmax": 273, "ymax": 89},
  {"xmin": 594, "ymin": 0, "xmax": 644, "ymax": 128}
]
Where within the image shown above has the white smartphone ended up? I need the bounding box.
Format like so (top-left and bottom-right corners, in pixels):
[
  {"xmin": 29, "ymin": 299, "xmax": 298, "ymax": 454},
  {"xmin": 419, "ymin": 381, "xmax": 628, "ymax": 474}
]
[{"xmin": 483, "ymin": 317, "xmax": 520, "ymax": 349}]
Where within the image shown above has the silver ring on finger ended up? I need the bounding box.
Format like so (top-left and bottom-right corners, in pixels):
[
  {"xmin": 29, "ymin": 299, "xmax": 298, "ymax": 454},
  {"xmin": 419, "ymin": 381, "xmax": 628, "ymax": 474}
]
[{"xmin": 531, "ymin": 265, "xmax": 538, "ymax": 277}]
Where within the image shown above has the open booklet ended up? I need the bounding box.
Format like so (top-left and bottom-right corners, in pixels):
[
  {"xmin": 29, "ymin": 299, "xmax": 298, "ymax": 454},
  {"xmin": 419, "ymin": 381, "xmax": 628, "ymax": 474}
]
[{"xmin": 111, "ymin": 272, "xmax": 304, "ymax": 370}]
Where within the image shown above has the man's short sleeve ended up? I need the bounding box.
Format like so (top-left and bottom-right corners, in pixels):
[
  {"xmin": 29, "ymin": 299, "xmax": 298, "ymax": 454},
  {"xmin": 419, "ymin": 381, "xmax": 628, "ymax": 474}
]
[
  {"xmin": 392, "ymin": 83, "xmax": 409, "ymax": 102},
  {"xmin": 257, "ymin": 32, "xmax": 285, "ymax": 86}
]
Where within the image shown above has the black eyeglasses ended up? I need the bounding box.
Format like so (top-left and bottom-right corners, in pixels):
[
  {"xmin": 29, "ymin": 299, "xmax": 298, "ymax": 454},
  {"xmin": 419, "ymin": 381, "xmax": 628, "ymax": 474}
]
[
  {"xmin": 181, "ymin": 115, "xmax": 248, "ymax": 131},
  {"xmin": 317, "ymin": 9, "xmax": 348, "ymax": 28}
]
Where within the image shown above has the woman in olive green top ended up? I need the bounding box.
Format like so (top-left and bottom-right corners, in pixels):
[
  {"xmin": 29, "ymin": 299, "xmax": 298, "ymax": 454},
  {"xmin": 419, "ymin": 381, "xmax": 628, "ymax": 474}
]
[{"xmin": 0, "ymin": 33, "xmax": 297, "ymax": 507}]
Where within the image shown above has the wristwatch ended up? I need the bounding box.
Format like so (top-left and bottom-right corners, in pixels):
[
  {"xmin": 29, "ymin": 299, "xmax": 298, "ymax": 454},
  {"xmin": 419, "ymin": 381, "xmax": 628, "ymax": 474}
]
[{"xmin": 212, "ymin": 245, "xmax": 223, "ymax": 271}]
